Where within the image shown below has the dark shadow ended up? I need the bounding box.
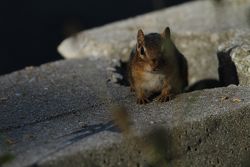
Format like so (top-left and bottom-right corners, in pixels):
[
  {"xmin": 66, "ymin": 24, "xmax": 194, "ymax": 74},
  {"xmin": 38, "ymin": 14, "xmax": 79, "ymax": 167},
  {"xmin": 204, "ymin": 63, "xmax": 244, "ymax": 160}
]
[
  {"xmin": 187, "ymin": 47, "xmax": 239, "ymax": 92},
  {"xmin": 217, "ymin": 47, "xmax": 239, "ymax": 86},
  {"xmin": 187, "ymin": 47, "xmax": 239, "ymax": 91},
  {"xmin": 186, "ymin": 79, "xmax": 222, "ymax": 92},
  {"xmin": 27, "ymin": 121, "xmax": 119, "ymax": 167},
  {"xmin": 114, "ymin": 61, "xmax": 130, "ymax": 86},
  {"xmin": 67, "ymin": 121, "xmax": 120, "ymax": 143}
]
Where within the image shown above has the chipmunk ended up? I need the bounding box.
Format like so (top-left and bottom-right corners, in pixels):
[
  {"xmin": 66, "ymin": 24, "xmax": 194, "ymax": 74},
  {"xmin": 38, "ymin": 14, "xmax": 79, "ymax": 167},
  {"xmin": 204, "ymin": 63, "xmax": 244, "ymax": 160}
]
[{"xmin": 128, "ymin": 27, "xmax": 188, "ymax": 104}]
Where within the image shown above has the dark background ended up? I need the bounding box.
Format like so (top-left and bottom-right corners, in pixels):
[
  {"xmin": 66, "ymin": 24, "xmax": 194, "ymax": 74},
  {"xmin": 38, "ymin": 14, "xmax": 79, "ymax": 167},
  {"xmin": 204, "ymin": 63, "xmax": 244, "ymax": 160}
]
[{"xmin": 0, "ymin": 0, "xmax": 191, "ymax": 76}]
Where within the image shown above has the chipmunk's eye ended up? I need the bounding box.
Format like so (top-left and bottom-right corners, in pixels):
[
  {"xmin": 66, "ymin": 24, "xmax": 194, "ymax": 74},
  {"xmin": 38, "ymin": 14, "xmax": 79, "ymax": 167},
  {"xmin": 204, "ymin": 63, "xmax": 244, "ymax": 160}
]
[{"xmin": 140, "ymin": 47, "xmax": 145, "ymax": 55}]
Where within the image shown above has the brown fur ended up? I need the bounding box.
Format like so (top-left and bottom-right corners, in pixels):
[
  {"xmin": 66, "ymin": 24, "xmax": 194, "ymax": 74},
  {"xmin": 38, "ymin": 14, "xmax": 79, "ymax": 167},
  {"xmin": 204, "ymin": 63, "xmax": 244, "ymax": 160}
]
[{"xmin": 128, "ymin": 27, "xmax": 188, "ymax": 104}]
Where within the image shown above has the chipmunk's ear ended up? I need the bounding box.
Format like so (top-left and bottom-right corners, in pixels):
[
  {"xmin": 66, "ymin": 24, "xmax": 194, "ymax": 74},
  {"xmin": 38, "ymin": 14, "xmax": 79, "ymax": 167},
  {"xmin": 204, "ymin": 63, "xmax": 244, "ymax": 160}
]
[
  {"xmin": 163, "ymin": 27, "xmax": 171, "ymax": 38},
  {"xmin": 137, "ymin": 29, "xmax": 145, "ymax": 46}
]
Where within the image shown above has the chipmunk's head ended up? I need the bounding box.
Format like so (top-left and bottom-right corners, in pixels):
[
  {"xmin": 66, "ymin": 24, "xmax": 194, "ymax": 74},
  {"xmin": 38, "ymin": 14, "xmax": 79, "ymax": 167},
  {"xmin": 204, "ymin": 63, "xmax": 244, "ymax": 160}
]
[{"xmin": 136, "ymin": 27, "xmax": 171, "ymax": 72}]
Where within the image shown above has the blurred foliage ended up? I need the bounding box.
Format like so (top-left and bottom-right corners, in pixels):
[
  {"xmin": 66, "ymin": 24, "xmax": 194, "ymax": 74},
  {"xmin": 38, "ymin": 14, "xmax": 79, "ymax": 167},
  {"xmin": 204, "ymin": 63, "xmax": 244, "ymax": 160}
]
[
  {"xmin": 112, "ymin": 104, "xmax": 169, "ymax": 167},
  {"xmin": 0, "ymin": 153, "xmax": 14, "ymax": 166},
  {"xmin": 0, "ymin": 133, "xmax": 14, "ymax": 166}
]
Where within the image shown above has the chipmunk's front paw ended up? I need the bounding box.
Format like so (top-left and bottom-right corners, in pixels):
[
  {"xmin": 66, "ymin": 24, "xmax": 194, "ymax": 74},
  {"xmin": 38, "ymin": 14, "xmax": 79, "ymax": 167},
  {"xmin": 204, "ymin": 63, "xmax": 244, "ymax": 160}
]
[
  {"xmin": 136, "ymin": 97, "xmax": 149, "ymax": 104},
  {"xmin": 157, "ymin": 94, "xmax": 173, "ymax": 102}
]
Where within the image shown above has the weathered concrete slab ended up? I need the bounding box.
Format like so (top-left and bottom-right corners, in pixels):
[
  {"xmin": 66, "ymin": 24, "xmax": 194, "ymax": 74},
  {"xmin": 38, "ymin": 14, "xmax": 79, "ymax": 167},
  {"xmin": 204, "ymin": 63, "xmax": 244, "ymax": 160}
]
[
  {"xmin": 0, "ymin": 59, "xmax": 119, "ymax": 167},
  {"xmin": 0, "ymin": 58, "xmax": 250, "ymax": 167}
]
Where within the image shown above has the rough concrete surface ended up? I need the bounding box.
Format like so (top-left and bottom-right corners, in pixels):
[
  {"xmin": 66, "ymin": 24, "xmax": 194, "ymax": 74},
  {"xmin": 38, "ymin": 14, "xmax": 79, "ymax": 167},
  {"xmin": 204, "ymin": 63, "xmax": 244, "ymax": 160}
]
[
  {"xmin": 1, "ymin": 0, "xmax": 250, "ymax": 167},
  {"xmin": 0, "ymin": 59, "xmax": 120, "ymax": 167},
  {"xmin": 0, "ymin": 58, "xmax": 250, "ymax": 167}
]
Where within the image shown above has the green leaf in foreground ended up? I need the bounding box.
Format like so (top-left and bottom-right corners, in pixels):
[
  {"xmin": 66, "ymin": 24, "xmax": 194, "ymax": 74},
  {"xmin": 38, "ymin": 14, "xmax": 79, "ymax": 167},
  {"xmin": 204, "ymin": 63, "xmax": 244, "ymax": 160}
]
[{"xmin": 0, "ymin": 153, "xmax": 14, "ymax": 166}]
